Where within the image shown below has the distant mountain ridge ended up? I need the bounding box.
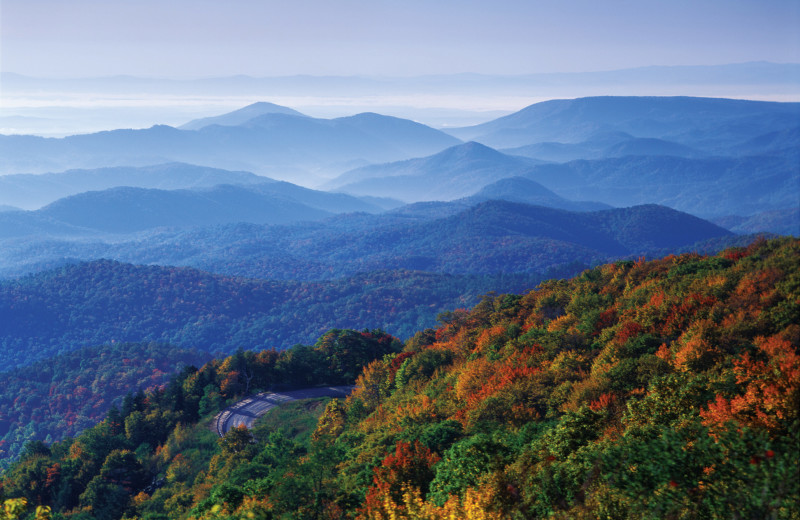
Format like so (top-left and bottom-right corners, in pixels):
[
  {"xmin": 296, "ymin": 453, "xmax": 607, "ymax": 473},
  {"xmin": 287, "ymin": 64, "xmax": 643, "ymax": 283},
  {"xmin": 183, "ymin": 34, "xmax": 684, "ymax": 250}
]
[
  {"xmin": 446, "ymin": 96, "xmax": 800, "ymax": 150},
  {"xmin": 326, "ymin": 142, "xmax": 546, "ymax": 202},
  {"xmin": 0, "ymin": 110, "xmax": 462, "ymax": 182},
  {"xmin": 37, "ymin": 185, "xmax": 334, "ymax": 233},
  {"xmin": 522, "ymin": 154, "xmax": 798, "ymax": 218},
  {"xmin": 0, "ymin": 163, "xmax": 269, "ymax": 210},
  {"xmin": 179, "ymin": 101, "xmax": 307, "ymax": 130},
  {"xmin": 3, "ymin": 64, "xmax": 799, "ymax": 135},
  {"xmin": 0, "ymin": 178, "xmax": 390, "ymax": 236},
  {"xmin": 500, "ymin": 131, "xmax": 709, "ymax": 163},
  {"xmin": 465, "ymin": 177, "xmax": 610, "ymax": 212},
  {"xmin": 0, "ymin": 200, "xmax": 734, "ymax": 281}
]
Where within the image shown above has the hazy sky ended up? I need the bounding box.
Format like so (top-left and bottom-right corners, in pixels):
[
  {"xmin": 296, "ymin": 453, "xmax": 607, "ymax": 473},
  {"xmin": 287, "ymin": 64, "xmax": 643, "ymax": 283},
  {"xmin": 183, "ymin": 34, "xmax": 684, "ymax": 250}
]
[{"xmin": 2, "ymin": 0, "xmax": 799, "ymax": 78}]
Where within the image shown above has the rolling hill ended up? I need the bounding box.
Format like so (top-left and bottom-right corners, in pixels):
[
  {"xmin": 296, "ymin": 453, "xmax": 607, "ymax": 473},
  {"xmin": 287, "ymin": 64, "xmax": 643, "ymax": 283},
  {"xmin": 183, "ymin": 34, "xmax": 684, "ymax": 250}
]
[
  {"xmin": 36, "ymin": 185, "xmax": 334, "ymax": 233},
  {"xmin": 446, "ymin": 96, "xmax": 800, "ymax": 150},
  {"xmin": 0, "ymin": 163, "xmax": 269, "ymax": 210},
  {"xmin": 0, "ymin": 174, "xmax": 390, "ymax": 236},
  {"xmin": 522, "ymin": 154, "xmax": 799, "ymax": 218},
  {"xmin": 326, "ymin": 141, "xmax": 545, "ymax": 202},
  {"xmin": 464, "ymin": 176, "xmax": 610, "ymax": 211}
]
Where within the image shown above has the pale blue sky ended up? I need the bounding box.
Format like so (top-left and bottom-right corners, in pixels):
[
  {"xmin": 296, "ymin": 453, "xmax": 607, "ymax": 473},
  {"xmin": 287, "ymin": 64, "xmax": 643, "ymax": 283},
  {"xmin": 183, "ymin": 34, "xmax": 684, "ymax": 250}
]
[{"xmin": 2, "ymin": 0, "xmax": 799, "ymax": 78}]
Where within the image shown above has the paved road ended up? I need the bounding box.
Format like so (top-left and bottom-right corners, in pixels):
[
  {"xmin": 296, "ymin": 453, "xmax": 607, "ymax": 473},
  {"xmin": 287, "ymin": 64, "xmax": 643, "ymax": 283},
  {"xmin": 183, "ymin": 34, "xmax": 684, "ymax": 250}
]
[{"xmin": 213, "ymin": 386, "xmax": 355, "ymax": 437}]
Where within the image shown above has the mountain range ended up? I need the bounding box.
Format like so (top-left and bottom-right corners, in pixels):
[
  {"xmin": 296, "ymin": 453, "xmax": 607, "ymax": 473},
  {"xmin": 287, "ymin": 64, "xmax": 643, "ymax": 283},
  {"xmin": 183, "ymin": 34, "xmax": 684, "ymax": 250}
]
[
  {"xmin": 445, "ymin": 96, "xmax": 800, "ymax": 150},
  {"xmin": 522, "ymin": 154, "xmax": 799, "ymax": 219},
  {"xmin": 0, "ymin": 195, "xmax": 738, "ymax": 367},
  {"xmin": 0, "ymin": 163, "xmax": 266, "ymax": 210},
  {"xmin": 0, "ymin": 109, "xmax": 462, "ymax": 183},
  {"xmin": 0, "ymin": 199, "xmax": 736, "ymax": 281},
  {"xmin": 325, "ymin": 141, "xmax": 797, "ymax": 220},
  {"xmin": 0, "ymin": 95, "xmax": 796, "ymax": 282},
  {"xmin": 4, "ymin": 61, "xmax": 799, "ymax": 134},
  {"xmin": 324, "ymin": 141, "xmax": 549, "ymax": 202}
]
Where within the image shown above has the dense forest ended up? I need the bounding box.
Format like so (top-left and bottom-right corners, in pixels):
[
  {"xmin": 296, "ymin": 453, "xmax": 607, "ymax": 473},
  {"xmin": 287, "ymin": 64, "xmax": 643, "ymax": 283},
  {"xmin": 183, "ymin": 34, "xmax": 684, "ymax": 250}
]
[
  {"xmin": 0, "ymin": 262, "xmax": 546, "ymax": 370},
  {"xmin": 0, "ymin": 237, "xmax": 797, "ymax": 519},
  {"xmin": 0, "ymin": 343, "xmax": 212, "ymax": 465}
]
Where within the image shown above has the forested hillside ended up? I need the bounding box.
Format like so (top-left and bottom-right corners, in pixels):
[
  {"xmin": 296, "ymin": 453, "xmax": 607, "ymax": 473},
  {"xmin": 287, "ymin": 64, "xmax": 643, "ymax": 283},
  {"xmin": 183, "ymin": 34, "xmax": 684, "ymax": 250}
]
[
  {"xmin": 2, "ymin": 237, "xmax": 796, "ymax": 519},
  {"xmin": 0, "ymin": 343, "xmax": 212, "ymax": 465},
  {"xmin": 0, "ymin": 261, "xmax": 540, "ymax": 369}
]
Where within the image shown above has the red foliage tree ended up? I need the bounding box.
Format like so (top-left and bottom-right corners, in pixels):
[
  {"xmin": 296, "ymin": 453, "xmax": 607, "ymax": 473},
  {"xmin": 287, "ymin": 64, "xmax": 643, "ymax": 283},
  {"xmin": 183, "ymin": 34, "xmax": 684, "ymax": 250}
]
[{"xmin": 360, "ymin": 441, "xmax": 441, "ymax": 517}]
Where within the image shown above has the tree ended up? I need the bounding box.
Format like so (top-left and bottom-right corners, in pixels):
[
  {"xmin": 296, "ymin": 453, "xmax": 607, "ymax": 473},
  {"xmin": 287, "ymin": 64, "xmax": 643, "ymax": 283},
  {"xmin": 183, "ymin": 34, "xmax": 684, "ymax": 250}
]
[{"xmin": 218, "ymin": 425, "xmax": 256, "ymax": 458}]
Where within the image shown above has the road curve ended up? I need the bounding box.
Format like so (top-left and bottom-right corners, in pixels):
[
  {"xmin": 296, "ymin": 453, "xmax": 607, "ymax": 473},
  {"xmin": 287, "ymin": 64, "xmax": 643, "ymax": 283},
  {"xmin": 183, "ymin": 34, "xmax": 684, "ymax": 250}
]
[{"xmin": 212, "ymin": 386, "xmax": 355, "ymax": 437}]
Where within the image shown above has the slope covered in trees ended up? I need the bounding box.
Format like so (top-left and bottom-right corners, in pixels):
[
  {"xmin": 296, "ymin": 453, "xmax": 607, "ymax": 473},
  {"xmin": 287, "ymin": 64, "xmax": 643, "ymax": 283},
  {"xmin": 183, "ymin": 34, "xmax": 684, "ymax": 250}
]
[
  {"xmin": 2, "ymin": 237, "xmax": 796, "ymax": 519},
  {"xmin": 0, "ymin": 330, "xmax": 402, "ymax": 519},
  {"xmin": 0, "ymin": 261, "xmax": 541, "ymax": 370},
  {"xmin": 0, "ymin": 343, "xmax": 212, "ymax": 466}
]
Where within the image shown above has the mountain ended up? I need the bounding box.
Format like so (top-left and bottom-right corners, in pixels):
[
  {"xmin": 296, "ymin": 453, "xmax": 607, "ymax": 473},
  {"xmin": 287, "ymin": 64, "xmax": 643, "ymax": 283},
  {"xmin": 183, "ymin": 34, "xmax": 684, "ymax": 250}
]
[
  {"xmin": 179, "ymin": 101, "xmax": 307, "ymax": 130},
  {"xmin": 5, "ymin": 63, "xmax": 800, "ymax": 135},
  {"xmin": 0, "ymin": 200, "xmax": 735, "ymax": 281},
  {"xmin": 447, "ymin": 96, "xmax": 800, "ymax": 150},
  {"xmin": 36, "ymin": 184, "xmax": 334, "ymax": 233},
  {"xmin": 713, "ymin": 207, "xmax": 800, "ymax": 236},
  {"xmin": 1, "ymin": 177, "xmax": 392, "ymax": 236},
  {"xmin": 729, "ymin": 126, "xmax": 800, "ymax": 157},
  {"xmin": 504, "ymin": 132, "xmax": 707, "ymax": 162},
  {"xmin": 326, "ymin": 142, "xmax": 544, "ymax": 202},
  {"xmin": 0, "ymin": 163, "xmax": 269, "ymax": 210},
  {"xmin": 331, "ymin": 112, "xmax": 463, "ymax": 158},
  {"xmin": 0, "ymin": 211, "xmax": 99, "ymax": 239},
  {"xmin": 244, "ymin": 181, "xmax": 388, "ymax": 214},
  {"xmin": 600, "ymin": 137, "xmax": 707, "ymax": 158},
  {"xmin": 0, "ymin": 111, "xmax": 462, "ymax": 182},
  {"xmin": 523, "ymin": 154, "xmax": 799, "ymax": 218},
  {"xmin": 464, "ymin": 176, "xmax": 611, "ymax": 211}
]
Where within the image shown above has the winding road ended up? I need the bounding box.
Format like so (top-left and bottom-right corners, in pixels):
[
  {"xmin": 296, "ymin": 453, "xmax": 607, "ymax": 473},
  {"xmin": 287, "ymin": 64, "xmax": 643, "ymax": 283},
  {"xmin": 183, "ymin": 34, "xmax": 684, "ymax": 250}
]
[{"xmin": 212, "ymin": 386, "xmax": 355, "ymax": 436}]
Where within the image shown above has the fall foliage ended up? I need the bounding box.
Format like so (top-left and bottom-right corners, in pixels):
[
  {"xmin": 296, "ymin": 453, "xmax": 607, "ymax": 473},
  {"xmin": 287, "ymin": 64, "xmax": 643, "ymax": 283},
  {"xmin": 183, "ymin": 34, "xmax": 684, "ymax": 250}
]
[{"xmin": 1, "ymin": 237, "xmax": 798, "ymax": 519}]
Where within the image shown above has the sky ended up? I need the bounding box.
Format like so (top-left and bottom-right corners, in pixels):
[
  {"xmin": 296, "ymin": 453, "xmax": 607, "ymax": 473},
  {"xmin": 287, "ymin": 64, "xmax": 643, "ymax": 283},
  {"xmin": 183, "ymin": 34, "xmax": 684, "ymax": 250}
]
[{"xmin": 2, "ymin": 0, "xmax": 800, "ymax": 78}]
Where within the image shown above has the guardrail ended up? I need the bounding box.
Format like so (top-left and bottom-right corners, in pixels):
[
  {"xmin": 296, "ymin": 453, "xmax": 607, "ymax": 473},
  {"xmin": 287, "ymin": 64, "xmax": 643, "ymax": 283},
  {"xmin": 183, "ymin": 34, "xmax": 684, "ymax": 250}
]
[{"xmin": 213, "ymin": 386, "xmax": 356, "ymax": 437}]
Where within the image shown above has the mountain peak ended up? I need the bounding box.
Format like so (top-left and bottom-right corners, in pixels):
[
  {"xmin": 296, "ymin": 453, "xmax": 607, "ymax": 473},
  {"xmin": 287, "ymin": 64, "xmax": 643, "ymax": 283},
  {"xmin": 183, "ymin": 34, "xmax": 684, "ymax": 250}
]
[
  {"xmin": 179, "ymin": 102, "xmax": 306, "ymax": 130},
  {"xmin": 432, "ymin": 141, "xmax": 516, "ymax": 164}
]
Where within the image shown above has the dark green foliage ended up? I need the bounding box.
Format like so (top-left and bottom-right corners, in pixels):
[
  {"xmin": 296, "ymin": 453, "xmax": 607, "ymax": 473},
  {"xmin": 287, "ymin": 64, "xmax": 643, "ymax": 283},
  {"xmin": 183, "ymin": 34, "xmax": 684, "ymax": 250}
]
[
  {"xmin": 429, "ymin": 434, "xmax": 510, "ymax": 505},
  {"xmin": 79, "ymin": 475, "xmax": 132, "ymax": 520},
  {"xmin": 419, "ymin": 420, "xmax": 463, "ymax": 454}
]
